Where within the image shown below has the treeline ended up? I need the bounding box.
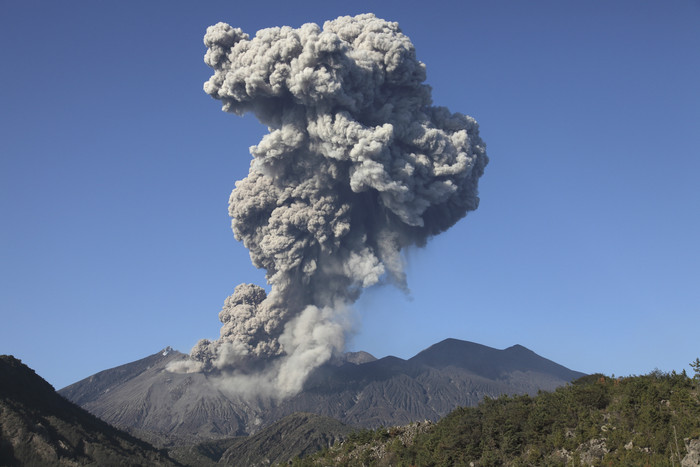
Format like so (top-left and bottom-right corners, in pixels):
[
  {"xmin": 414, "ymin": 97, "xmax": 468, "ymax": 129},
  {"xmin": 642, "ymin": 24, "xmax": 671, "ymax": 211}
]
[{"xmin": 291, "ymin": 367, "xmax": 700, "ymax": 466}]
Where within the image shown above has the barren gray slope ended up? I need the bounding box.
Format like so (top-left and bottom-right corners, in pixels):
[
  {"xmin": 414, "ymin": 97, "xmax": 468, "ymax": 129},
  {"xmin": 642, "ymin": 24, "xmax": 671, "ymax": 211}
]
[
  {"xmin": 59, "ymin": 339, "xmax": 585, "ymax": 445},
  {"xmin": 61, "ymin": 349, "xmax": 263, "ymax": 443}
]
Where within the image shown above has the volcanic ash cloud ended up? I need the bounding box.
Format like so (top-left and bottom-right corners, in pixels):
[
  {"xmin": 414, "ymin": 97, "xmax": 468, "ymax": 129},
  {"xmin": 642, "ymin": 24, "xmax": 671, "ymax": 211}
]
[{"xmin": 183, "ymin": 13, "xmax": 488, "ymax": 398}]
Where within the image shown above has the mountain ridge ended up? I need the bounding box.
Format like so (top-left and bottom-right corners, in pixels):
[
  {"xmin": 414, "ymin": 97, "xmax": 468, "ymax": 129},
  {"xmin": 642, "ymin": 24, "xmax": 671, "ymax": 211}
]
[
  {"xmin": 58, "ymin": 338, "xmax": 585, "ymax": 445},
  {"xmin": 409, "ymin": 338, "xmax": 579, "ymax": 380}
]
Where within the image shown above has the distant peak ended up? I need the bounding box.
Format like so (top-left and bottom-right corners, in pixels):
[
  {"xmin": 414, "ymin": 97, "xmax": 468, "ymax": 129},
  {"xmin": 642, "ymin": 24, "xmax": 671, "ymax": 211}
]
[
  {"xmin": 161, "ymin": 346, "xmax": 173, "ymax": 356},
  {"xmin": 344, "ymin": 351, "xmax": 377, "ymax": 365},
  {"xmin": 330, "ymin": 351, "xmax": 377, "ymax": 366}
]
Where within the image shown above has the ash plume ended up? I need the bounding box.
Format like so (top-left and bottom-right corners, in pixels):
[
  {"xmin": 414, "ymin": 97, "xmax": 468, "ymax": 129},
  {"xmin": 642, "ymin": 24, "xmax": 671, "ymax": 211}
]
[{"xmin": 179, "ymin": 13, "xmax": 488, "ymax": 398}]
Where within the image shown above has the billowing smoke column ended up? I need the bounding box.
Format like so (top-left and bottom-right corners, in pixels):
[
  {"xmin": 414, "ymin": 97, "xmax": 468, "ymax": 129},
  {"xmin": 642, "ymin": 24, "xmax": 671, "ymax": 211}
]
[{"xmin": 186, "ymin": 13, "xmax": 487, "ymax": 398}]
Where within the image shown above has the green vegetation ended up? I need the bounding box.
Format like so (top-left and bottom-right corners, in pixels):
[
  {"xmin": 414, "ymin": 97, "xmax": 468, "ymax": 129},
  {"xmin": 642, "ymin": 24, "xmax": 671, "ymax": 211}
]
[
  {"xmin": 690, "ymin": 358, "xmax": 700, "ymax": 381},
  {"xmin": 292, "ymin": 366, "xmax": 700, "ymax": 466}
]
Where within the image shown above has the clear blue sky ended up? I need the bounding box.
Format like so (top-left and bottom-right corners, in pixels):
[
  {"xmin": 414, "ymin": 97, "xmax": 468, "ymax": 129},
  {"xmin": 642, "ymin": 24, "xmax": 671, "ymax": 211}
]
[{"xmin": 1, "ymin": 0, "xmax": 698, "ymax": 390}]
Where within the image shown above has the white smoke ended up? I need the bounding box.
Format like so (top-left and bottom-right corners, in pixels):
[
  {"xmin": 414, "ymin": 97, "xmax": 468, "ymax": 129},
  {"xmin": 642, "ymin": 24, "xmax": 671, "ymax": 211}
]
[{"xmin": 177, "ymin": 13, "xmax": 488, "ymax": 399}]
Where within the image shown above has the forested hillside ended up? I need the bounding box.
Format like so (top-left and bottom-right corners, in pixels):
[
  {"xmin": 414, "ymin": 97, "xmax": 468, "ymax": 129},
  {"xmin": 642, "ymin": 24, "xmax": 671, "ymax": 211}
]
[{"xmin": 295, "ymin": 367, "xmax": 700, "ymax": 466}]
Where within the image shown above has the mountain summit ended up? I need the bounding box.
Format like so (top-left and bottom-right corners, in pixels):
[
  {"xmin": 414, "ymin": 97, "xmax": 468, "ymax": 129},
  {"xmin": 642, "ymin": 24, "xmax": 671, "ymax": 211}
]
[
  {"xmin": 59, "ymin": 339, "xmax": 584, "ymax": 446},
  {"xmin": 409, "ymin": 339, "xmax": 578, "ymax": 380}
]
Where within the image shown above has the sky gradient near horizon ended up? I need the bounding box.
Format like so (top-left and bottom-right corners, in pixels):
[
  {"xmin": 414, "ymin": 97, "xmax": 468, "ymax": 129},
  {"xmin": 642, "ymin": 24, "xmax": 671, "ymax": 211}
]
[{"xmin": 2, "ymin": 0, "xmax": 699, "ymax": 390}]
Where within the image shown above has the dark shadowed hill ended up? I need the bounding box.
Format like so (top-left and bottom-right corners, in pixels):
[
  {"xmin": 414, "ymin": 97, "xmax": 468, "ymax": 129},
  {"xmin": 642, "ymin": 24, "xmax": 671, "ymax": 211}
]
[
  {"xmin": 0, "ymin": 355, "xmax": 179, "ymax": 466},
  {"xmin": 59, "ymin": 339, "xmax": 585, "ymax": 446},
  {"xmin": 170, "ymin": 412, "xmax": 352, "ymax": 466}
]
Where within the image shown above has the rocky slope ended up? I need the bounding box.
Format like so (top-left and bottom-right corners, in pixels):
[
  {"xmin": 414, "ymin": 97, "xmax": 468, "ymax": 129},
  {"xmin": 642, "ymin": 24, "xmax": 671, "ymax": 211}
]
[
  {"xmin": 0, "ymin": 355, "xmax": 179, "ymax": 466},
  {"xmin": 59, "ymin": 338, "xmax": 585, "ymax": 445},
  {"xmin": 170, "ymin": 412, "xmax": 352, "ymax": 466}
]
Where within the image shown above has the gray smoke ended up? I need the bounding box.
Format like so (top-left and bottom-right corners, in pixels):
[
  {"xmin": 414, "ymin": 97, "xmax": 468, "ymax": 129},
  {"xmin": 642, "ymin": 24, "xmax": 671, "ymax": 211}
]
[{"xmin": 182, "ymin": 13, "xmax": 487, "ymax": 398}]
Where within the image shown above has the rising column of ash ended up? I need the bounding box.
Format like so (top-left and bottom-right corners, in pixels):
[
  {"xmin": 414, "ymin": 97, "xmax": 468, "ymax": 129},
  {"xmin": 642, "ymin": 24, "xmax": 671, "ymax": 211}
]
[{"xmin": 178, "ymin": 13, "xmax": 488, "ymax": 398}]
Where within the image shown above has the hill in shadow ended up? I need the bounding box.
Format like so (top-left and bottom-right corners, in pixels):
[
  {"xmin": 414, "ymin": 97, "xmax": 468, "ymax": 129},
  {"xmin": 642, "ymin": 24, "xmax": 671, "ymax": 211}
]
[{"xmin": 0, "ymin": 355, "xmax": 179, "ymax": 466}]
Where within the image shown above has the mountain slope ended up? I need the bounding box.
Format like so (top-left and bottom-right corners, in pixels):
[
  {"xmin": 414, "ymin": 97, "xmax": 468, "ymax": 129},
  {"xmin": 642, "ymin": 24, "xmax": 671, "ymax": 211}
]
[
  {"xmin": 60, "ymin": 348, "xmax": 259, "ymax": 444},
  {"xmin": 270, "ymin": 340, "xmax": 584, "ymax": 429},
  {"xmin": 409, "ymin": 339, "xmax": 580, "ymax": 380},
  {"xmin": 0, "ymin": 355, "xmax": 179, "ymax": 466},
  {"xmin": 170, "ymin": 412, "xmax": 352, "ymax": 466},
  {"xmin": 59, "ymin": 346, "xmax": 179, "ymax": 406},
  {"xmin": 59, "ymin": 339, "xmax": 585, "ymax": 445},
  {"xmin": 301, "ymin": 372, "xmax": 700, "ymax": 466}
]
